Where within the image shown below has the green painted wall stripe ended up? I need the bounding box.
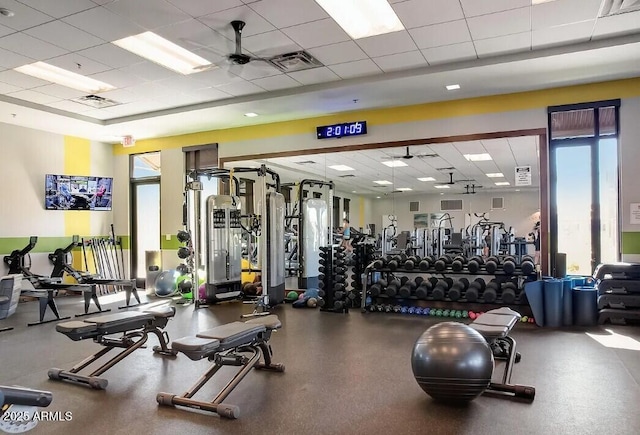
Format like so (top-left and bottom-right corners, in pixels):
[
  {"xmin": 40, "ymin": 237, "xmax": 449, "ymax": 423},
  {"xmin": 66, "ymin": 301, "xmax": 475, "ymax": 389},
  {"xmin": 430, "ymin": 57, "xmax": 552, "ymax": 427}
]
[
  {"xmin": 0, "ymin": 236, "xmax": 131, "ymax": 254},
  {"xmin": 622, "ymin": 232, "xmax": 640, "ymax": 255},
  {"xmin": 161, "ymin": 235, "xmax": 182, "ymax": 250}
]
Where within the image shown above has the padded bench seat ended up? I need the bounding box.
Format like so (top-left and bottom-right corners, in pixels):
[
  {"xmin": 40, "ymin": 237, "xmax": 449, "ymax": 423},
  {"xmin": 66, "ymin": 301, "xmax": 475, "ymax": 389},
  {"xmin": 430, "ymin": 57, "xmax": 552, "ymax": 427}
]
[
  {"xmin": 173, "ymin": 315, "xmax": 282, "ymax": 361},
  {"xmin": 470, "ymin": 307, "xmax": 521, "ymax": 339}
]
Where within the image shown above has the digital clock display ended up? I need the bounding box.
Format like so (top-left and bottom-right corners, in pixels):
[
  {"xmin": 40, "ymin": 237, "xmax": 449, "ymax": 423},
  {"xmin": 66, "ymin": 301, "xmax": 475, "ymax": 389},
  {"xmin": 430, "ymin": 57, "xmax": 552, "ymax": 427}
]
[{"xmin": 316, "ymin": 121, "xmax": 367, "ymax": 139}]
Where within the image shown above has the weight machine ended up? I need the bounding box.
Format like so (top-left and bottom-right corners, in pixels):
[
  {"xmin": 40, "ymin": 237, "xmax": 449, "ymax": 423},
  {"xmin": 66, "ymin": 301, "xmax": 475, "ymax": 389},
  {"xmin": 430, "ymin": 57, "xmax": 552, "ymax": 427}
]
[
  {"xmin": 283, "ymin": 179, "xmax": 334, "ymax": 289},
  {"xmin": 183, "ymin": 165, "xmax": 285, "ymax": 310}
]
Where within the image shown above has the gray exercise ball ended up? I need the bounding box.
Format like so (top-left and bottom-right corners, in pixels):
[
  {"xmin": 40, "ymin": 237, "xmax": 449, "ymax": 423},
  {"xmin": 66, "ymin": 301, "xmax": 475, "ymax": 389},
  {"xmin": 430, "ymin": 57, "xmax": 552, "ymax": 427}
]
[{"xmin": 412, "ymin": 322, "xmax": 494, "ymax": 402}]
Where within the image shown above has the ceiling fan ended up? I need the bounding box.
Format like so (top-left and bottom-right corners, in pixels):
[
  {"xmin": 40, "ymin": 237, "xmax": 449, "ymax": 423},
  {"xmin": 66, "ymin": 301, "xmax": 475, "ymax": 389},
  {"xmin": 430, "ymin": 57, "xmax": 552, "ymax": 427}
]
[
  {"xmin": 462, "ymin": 184, "xmax": 483, "ymax": 195},
  {"xmin": 438, "ymin": 172, "xmax": 475, "ymax": 185},
  {"xmin": 385, "ymin": 146, "xmax": 438, "ymax": 160},
  {"xmin": 227, "ymin": 20, "xmax": 269, "ymax": 66}
]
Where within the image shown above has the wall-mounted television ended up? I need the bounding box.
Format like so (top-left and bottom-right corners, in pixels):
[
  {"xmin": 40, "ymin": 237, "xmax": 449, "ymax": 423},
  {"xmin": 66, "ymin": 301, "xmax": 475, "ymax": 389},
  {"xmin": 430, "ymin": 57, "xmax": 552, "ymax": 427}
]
[{"xmin": 45, "ymin": 174, "xmax": 113, "ymax": 211}]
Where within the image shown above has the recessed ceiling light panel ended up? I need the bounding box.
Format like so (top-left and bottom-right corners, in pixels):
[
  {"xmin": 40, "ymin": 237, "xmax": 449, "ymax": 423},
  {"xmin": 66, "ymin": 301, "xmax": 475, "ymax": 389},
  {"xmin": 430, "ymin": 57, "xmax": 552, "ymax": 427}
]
[
  {"xmin": 244, "ymin": 112, "xmax": 259, "ymax": 117},
  {"xmin": 434, "ymin": 185, "xmax": 450, "ymax": 189},
  {"xmin": 446, "ymin": 84, "xmax": 460, "ymax": 90},
  {"xmin": 382, "ymin": 160, "xmax": 408, "ymax": 168},
  {"xmin": 314, "ymin": 0, "xmax": 405, "ymax": 39},
  {"xmin": 329, "ymin": 165, "xmax": 354, "ymax": 171},
  {"xmin": 464, "ymin": 153, "xmax": 492, "ymax": 162},
  {"xmin": 15, "ymin": 62, "xmax": 115, "ymax": 93},
  {"xmin": 417, "ymin": 177, "xmax": 436, "ymax": 181},
  {"xmin": 495, "ymin": 181, "xmax": 511, "ymax": 186},
  {"xmin": 486, "ymin": 173, "xmax": 504, "ymax": 178},
  {"xmin": 373, "ymin": 180, "xmax": 393, "ymax": 185},
  {"xmin": 397, "ymin": 187, "xmax": 413, "ymax": 191}
]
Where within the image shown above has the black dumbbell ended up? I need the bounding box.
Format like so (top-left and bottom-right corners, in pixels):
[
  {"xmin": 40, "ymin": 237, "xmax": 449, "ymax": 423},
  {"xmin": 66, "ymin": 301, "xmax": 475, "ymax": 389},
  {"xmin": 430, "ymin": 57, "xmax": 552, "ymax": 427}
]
[
  {"xmin": 434, "ymin": 255, "xmax": 452, "ymax": 272},
  {"xmin": 335, "ymin": 275, "xmax": 346, "ymax": 284},
  {"xmin": 414, "ymin": 276, "xmax": 425, "ymax": 287},
  {"xmin": 334, "ymin": 300, "xmax": 345, "ymax": 310},
  {"xmin": 485, "ymin": 256, "xmax": 500, "ymax": 274},
  {"xmin": 467, "ymin": 255, "xmax": 484, "ymax": 274},
  {"xmin": 399, "ymin": 280, "xmax": 416, "ymax": 298},
  {"xmin": 334, "ymin": 283, "xmax": 346, "ymax": 292},
  {"xmin": 385, "ymin": 279, "xmax": 401, "ymax": 298},
  {"xmin": 400, "ymin": 276, "xmax": 410, "ymax": 286},
  {"xmin": 428, "ymin": 276, "xmax": 439, "ymax": 288},
  {"xmin": 432, "ymin": 278, "xmax": 452, "ymax": 300},
  {"xmin": 484, "ymin": 279, "xmax": 499, "ymax": 303},
  {"xmin": 387, "ymin": 257, "xmax": 399, "ymax": 271},
  {"xmin": 404, "ymin": 256, "xmax": 418, "ymax": 270},
  {"xmin": 520, "ymin": 255, "xmax": 535, "ymax": 275},
  {"xmin": 373, "ymin": 258, "xmax": 385, "ymax": 270},
  {"xmin": 334, "ymin": 290, "xmax": 347, "ymax": 300},
  {"xmin": 415, "ymin": 280, "xmax": 432, "ymax": 299},
  {"xmin": 451, "ymin": 255, "xmax": 467, "ymax": 272},
  {"xmin": 318, "ymin": 289, "xmax": 326, "ymax": 298},
  {"xmin": 317, "ymin": 297, "xmax": 325, "ymax": 308},
  {"xmin": 369, "ymin": 279, "xmax": 386, "ymax": 297},
  {"xmin": 448, "ymin": 278, "xmax": 469, "ymax": 301},
  {"xmin": 465, "ymin": 278, "xmax": 486, "ymax": 302},
  {"xmin": 501, "ymin": 282, "xmax": 517, "ymax": 304},
  {"xmin": 502, "ymin": 256, "xmax": 516, "ymax": 275},
  {"xmin": 418, "ymin": 257, "xmax": 431, "ymax": 271}
]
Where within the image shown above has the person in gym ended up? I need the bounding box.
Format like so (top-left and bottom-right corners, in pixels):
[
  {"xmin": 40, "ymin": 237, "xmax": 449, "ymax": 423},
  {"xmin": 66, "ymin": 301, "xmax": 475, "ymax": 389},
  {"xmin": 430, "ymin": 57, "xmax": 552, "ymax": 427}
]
[
  {"xmin": 530, "ymin": 221, "xmax": 541, "ymax": 265},
  {"xmin": 340, "ymin": 218, "xmax": 353, "ymax": 253}
]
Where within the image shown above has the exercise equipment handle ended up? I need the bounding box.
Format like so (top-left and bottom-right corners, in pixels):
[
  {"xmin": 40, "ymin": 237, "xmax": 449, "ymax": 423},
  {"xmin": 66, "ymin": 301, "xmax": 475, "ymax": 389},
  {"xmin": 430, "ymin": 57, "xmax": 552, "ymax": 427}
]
[{"xmin": 0, "ymin": 386, "xmax": 53, "ymax": 407}]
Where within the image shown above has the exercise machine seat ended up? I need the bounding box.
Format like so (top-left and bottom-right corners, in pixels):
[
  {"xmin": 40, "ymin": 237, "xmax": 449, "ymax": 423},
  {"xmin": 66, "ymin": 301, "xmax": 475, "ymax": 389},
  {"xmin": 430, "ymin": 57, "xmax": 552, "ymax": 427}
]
[{"xmin": 0, "ymin": 275, "xmax": 22, "ymax": 320}]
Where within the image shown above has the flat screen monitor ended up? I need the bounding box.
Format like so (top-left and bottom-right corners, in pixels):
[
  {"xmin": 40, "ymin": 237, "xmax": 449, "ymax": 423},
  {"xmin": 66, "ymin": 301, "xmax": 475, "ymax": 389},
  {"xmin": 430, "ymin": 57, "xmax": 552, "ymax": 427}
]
[{"xmin": 45, "ymin": 174, "xmax": 113, "ymax": 211}]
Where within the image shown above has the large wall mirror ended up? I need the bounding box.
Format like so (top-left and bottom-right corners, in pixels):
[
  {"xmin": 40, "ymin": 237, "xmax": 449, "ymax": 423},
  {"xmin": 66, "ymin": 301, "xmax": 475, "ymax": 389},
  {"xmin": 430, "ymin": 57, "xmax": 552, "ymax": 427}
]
[{"xmin": 221, "ymin": 130, "xmax": 548, "ymax": 273}]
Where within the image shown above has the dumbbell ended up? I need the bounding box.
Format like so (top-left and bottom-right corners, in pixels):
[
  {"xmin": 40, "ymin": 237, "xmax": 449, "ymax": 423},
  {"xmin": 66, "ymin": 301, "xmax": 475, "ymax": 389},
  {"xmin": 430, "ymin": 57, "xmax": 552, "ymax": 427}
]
[
  {"xmin": 448, "ymin": 277, "xmax": 469, "ymax": 301},
  {"xmin": 432, "ymin": 278, "xmax": 453, "ymax": 300},
  {"xmin": 485, "ymin": 256, "xmax": 500, "ymax": 274},
  {"xmin": 387, "ymin": 256, "xmax": 400, "ymax": 271},
  {"xmin": 334, "ymin": 275, "xmax": 346, "ymax": 284},
  {"xmin": 334, "ymin": 283, "xmax": 346, "ymax": 292},
  {"xmin": 520, "ymin": 255, "xmax": 535, "ymax": 275},
  {"xmin": 483, "ymin": 279, "xmax": 499, "ymax": 303},
  {"xmin": 385, "ymin": 279, "xmax": 401, "ymax": 298},
  {"xmin": 434, "ymin": 255, "xmax": 452, "ymax": 272},
  {"xmin": 465, "ymin": 278, "xmax": 485, "ymax": 302},
  {"xmin": 415, "ymin": 280, "xmax": 432, "ymax": 299},
  {"xmin": 467, "ymin": 255, "xmax": 484, "ymax": 274},
  {"xmin": 317, "ymin": 297, "xmax": 326, "ymax": 308},
  {"xmin": 334, "ymin": 300, "xmax": 345, "ymax": 310},
  {"xmin": 428, "ymin": 276, "xmax": 439, "ymax": 288},
  {"xmin": 418, "ymin": 257, "xmax": 431, "ymax": 271},
  {"xmin": 318, "ymin": 289, "xmax": 326, "ymax": 298},
  {"xmin": 451, "ymin": 255, "xmax": 467, "ymax": 272},
  {"xmin": 372, "ymin": 258, "xmax": 385, "ymax": 270},
  {"xmin": 370, "ymin": 279, "xmax": 387, "ymax": 297},
  {"xmin": 334, "ymin": 290, "xmax": 347, "ymax": 300},
  {"xmin": 501, "ymin": 282, "xmax": 517, "ymax": 304},
  {"xmin": 399, "ymin": 280, "xmax": 417, "ymax": 298},
  {"xmin": 502, "ymin": 256, "xmax": 517, "ymax": 275},
  {"xmin": 404, "ymin": 256, "xmax": 418, "ymax": 270}
]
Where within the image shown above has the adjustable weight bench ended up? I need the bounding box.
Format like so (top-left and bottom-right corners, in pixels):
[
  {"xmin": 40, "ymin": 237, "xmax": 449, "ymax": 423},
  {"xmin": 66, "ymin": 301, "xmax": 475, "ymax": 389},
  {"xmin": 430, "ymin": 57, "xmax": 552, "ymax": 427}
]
[
  {"xmin": 470, "ymin": 307, "xmax": 536, "ymax": 401},
  {"xmin": 48, "ymin": 306, "xmax": 177, "ymax": 389},
  {"xmin": 157, "ymin": 315, "xmax": 284, "ymax": 419}
]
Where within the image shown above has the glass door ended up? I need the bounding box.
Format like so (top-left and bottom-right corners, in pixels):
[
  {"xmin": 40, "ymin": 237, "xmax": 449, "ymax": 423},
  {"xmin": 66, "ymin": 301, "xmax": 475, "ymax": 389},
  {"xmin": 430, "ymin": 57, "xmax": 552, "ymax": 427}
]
[{"xmin": 132, "ymin": 182, "xmax": 160, "ymax": 279}]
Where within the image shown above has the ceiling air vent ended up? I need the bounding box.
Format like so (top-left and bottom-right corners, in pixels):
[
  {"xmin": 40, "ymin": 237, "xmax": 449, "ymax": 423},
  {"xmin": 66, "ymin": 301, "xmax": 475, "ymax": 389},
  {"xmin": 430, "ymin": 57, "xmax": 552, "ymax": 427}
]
[
  {"xmin": 295, "ymin": 160, "xmax": 316, "ymax": 165},
  {"xmin": 339, "ymin": 174, "xmax": 355, "ymax": 178},
  {"xmin": 73, "ymin": 94, "xmax": 121, "ymax": 109},
  {"xmin": 441, "ymin": 199, "xmax": 463, "ymax": 211},
  {"xmin": 492, "ymin": 197, "xmax": 504, "ymax": 210},
  {"xmin": 600, "ymin": 0, "xmax": 640, "ymax": 16},
  {"xmin": 269, "ymin": 51, "xmax": 324, "ymax": 72},
  {"xmin": 409, "ymin": 201, "xmax": 420, "ymax": 212}
]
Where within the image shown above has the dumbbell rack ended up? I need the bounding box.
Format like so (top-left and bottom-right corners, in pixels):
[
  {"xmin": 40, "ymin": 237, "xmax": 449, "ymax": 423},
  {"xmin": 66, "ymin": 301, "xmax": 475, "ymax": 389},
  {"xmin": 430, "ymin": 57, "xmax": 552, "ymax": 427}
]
[
  {"xmin": 360, "ymin": 254, "xmax": 538, "ymax": 314},
  {"xmin": 318, "ymin": 246, "xmax": 349, "ymax": 313},
  {"xmin": 347, "ymin": 242, "xmax": 376, "ymax": 308}
]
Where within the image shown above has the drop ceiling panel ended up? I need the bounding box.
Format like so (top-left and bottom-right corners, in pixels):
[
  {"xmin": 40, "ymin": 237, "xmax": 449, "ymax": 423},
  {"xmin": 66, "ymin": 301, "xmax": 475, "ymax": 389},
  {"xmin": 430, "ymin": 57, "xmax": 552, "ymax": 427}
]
[
  {"xmin": 183, "ymin": 86, "xmax": 233, "ymax": 103},
  {"xmin": 165, "ymin": 0, "xmax": 244, "ymax": 17},
  {"xmin": 356, "ymin": 31, "xmax": 418, "ymax": 58},
  {"xmin": 47, "ymin": 53, "xmax": 111, "ymax": 76},
  {"xmin": 0, "ymin": 33, "xmax": 68, "ymax": 60},
  {"xmin": 24, "ymin": 20, "xmax": 105, "ymax": 52},
  {"xmin": 120, "ymin": 61, "xmax": 178, "ymax": 82},
  {"xmin": 249, "ymin": 0, "xmax": 329, "ymax": 28},
  {"xmin": 0, "ymin": 23, "xmax": 13, "ymax": 38},
  {"xmin": 0, "ymin": 47, "xmax": 33, "ymax": 69},
  {"xmin": 199, "ymin": 6, "xmax": 276, "ymax": 37},
  {"xmin": 532, "ymin": 20, "xmax": 595, "ymax": 49},
  {"xmin": 328, "ymin": 59, "xmax": 382, "ymax": 79},
  {"xmin": 373, "ymin": 51, "xmax": 427, "ymax": 72},
  {"xmin": 307, "ymin": 41, "xmax": 368, "ymax": 66},
  {"xmin": 475, "ymin": 32, "xmax": 532, "ymax": 57},
  {"xmin": 97, "ymin": 88, "xmax": 138, "ymax": 104},
  {"xmin": 7, "ymin": 89, "xmax": 61, "ymax": 104},
  {"xmin": 45, "ymin": 99, "xmax": 93, "ymax": 113},
  {"xmin": 189, "ymin": 67, "xmax": 243, "ymax": 87},
  {"xmin": 459, "ymin": 0, "xmax": 531, "ymax": 17},
  {"xmin": 286, "ymin": 67, "xmax": 339, "ymax": 85},
  {"xmin": 34, "ymin": 83, "xmax": 91, "ymax": 99},
  {"xmin": 0, "ymin": 70, "xmax": 51, "ymax": 88},
  {"xmin": 104, "ymin": 0, "xmax": 192, "ymax": 30},
  {"xmin": 154, "ymin": 19, "xmax": 233, "ymax": 60},
  {"xmin": 281, "ymin": 18, "xmax": 350, "ymax": 49},
  {"xmin": 421, "ymin": 42, "xmax": 477, "ymax": 64},
  {"xmin": 216, "ymin": 80, "xmax": 265, "ymax": 96},
  {"xmin": 230, "ymin": 62, "xmax": 281, "ymax": 80},
  {"xmin": 89, "ymin": 68, "xmax": 146, "ymax": 88},
  {"xmin": 592, "ymin": 10, "xmax": 640, "ymax": 38},
  {"xmin": 251, "ymin": 74, "xmax": 301, "ymax": 91},
  {"xmin": 82, "ymin": 108, "xmax": 116, "ymax": 119},
  {"xmin": 393, "ymin": 0, "xmax": 465, "ymax": 29},
  {"xmin": 62, "ymin": 7, "xmax": 145, "ymax": 41},
  {"xmin": 77, "ymin": 44, "xmax": 149, "ymax": 69},
  {"xmin": 18, "ymin": 0, "xmax": 96, "ymax": 19},
  {"xmin": 0, "ymin": 0, "xmax": 53, "ymax": 31},
  {"xmin": 409, "ymin": 20, "xmax": 471, "ymax": 49},
  {"xmin": 467, "ymin": 7, "xmax": 531, "ymax": 40},
  {"xmin": 242, "ymin": 30, "xmax": 300, "ymax": 57},
  {"xmin": 531, "ymin": 0, "xmax": 602, "ymax": 30},
  {"xmin": 453, "ymin": 140, "xmax": 487, "ymax": 155}
]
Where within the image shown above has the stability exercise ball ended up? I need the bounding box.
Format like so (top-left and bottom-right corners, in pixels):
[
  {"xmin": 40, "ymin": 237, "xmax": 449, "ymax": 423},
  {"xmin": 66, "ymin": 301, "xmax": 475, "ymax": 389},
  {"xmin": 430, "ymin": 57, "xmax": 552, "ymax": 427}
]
[
  {"xmin": 412, "ymin": 322, "xmax": 494, "ymax": 402},
  {"xmin": 155, "ymin": 270, "xmax": 178, "ymax": 297}
]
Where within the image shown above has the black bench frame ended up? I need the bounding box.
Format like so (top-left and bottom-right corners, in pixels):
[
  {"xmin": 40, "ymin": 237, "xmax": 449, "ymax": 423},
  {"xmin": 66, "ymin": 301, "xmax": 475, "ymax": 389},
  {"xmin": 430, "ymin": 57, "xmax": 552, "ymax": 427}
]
[
  {"xmin": 48, "ymin": 309, "xmax": 177, "ymax": 389},
  {"xmin": 157, "ymin": 322, "xmax": 284, "ymax": 419}
]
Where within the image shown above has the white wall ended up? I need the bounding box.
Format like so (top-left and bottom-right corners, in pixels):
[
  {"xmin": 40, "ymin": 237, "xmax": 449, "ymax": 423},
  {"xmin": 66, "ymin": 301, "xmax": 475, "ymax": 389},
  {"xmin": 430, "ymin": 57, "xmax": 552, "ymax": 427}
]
[
  {"xmin": 370, "ymin": 190, "xmax": 540, "ymax": 238},
  {"xmin": 619, "ymin": 97, "xmax": 640, "ymax": 261}
]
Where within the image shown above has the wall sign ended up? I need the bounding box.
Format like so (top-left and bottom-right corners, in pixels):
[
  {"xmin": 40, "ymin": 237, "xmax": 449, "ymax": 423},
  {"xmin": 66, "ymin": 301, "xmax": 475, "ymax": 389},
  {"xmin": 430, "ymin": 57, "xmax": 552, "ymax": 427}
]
[
  {"xmin": 515, "ymin": 166, "xmax": 532, "ymax": 186},
  {"xmin": 631, "ymin": 203, "xmax": 640, "ymax": 225}
]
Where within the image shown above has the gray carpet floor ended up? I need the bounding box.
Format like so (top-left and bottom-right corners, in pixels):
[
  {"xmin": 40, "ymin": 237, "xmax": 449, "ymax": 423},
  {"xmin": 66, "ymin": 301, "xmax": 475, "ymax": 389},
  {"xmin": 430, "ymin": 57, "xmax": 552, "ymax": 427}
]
[{"xmin": 1, "ymin": 292, "xmax": 640, "ymax": 435}]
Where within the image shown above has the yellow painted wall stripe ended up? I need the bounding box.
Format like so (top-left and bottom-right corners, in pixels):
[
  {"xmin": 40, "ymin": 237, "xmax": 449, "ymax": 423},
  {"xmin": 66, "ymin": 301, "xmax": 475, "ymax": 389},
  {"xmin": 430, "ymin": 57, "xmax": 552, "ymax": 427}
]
[
  {"xmin": 114, "ymin": 77, "xmax": 640, "ymax": 155},
  {"xmin": 63, "ymin": 136, "xmax": 91, "ymax": 247},
  {"xmin": 359, "ymin": 197, "xmax": 365, "ymax": 229}
]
